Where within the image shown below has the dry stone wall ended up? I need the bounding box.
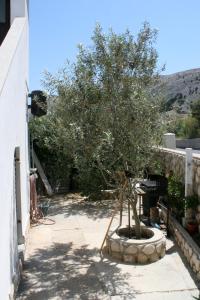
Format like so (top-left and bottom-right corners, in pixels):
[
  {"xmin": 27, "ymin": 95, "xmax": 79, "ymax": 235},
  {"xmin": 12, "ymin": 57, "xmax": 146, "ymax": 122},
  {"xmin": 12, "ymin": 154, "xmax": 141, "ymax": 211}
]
[
  {"xmin": 105, "ymin": 227, "xmax": 166, "ymax": 264},
  {"xmin": 192, "ymin": 157, "xmax": 200, "ymax": 196},
  {"xmin": 158, "ymin": 148, "xmax": 185, "ymax": 182},
  {"xmin": 159, "ymin": 148, "xmax": 200, "ymax": 197}
]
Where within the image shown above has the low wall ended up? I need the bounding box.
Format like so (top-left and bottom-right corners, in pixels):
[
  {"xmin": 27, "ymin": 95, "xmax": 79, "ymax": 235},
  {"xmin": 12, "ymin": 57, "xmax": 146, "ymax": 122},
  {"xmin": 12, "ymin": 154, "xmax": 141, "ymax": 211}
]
[
  {"xmin": 159, "ymin": 148, "xmax": 200, "ymax": 197},
  {"xmin": 176, "ymin": 138, "xmax": 200, "ymax": 150},
  {"xmin": 106, "ymin": 226, "xmax": 166, "ymax": 264},
  {"xmin": 159, "ymin": 148, "xmax": 185, "ymax": 182}
]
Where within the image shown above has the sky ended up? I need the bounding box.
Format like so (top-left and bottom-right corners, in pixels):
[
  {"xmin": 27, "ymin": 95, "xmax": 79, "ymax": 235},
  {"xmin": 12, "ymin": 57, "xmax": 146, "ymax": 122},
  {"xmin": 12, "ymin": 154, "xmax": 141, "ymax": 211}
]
[{"xmin": 30, "ymin": 0, "xmax": 200, "ymax": 91}]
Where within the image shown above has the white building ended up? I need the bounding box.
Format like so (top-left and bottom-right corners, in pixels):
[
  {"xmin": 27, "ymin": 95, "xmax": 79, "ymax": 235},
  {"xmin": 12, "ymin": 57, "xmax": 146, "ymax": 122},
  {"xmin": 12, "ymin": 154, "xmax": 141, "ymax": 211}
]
[{"xmin": 0, "ymin": 0, "xmax": 30, "ymax": 299}]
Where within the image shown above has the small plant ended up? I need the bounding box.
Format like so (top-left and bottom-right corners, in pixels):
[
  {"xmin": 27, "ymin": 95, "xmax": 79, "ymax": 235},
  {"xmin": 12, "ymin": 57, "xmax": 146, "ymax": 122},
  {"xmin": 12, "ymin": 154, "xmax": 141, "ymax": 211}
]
[
  {"xmin": 184, "ymin": 194, "xmax": 199, "ymax": 231},
  {"xmin": 184, "ymin": 195, "xmax": 199, "ymax": 210},
  {"xmin": 168, "ymin": 175, "xmax": 184, "ymax": 207},
  {"xmin": 167, "ymin": 175, "xmax": 185, "ymax": 220}
]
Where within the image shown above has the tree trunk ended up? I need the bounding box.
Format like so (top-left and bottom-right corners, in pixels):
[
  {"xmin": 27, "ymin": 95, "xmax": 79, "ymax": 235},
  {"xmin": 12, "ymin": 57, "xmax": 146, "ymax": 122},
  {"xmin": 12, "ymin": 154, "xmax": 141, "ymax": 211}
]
[
  {"xmin": 119, "ymin": 187, "xmax": 124, "ymax": 226},
  {"xmin": 130, "ymin": 197, "xmax": 141, "ymax": 239}
]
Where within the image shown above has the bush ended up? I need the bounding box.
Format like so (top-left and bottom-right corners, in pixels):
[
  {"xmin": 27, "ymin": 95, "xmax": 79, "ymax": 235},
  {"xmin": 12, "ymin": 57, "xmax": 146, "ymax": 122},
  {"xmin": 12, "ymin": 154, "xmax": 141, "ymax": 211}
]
[
  {"xmin": 168, "ymin": 175, "xmax": 185, "ymax": 219},
  {"xmin": 29, "ymin": 116, "xmax": 73, "ymax": 192},
  {"xmin": 184, "ymin": 195, "xmax": 199, "ymax": 210},
  {"xmin": 191, "ymin": 98, "xmax": 200, "ymax": 123},
  {"xmin": 172, "ymin": 116, "xmax": 200, "ymax": 138}
]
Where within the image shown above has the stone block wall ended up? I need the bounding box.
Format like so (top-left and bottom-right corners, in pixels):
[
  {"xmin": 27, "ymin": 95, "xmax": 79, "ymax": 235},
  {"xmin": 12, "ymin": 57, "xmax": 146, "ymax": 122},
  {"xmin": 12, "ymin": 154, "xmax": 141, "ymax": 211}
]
[
  {"xmin": 105, "ymin": 227, "xmax": 166, "ymax": 264},
  {"xmin": 159, "ymin": 148, "xmax": 200, "ymax": 197},
  {"xmin": 192, "ymin": 157, "xmax": 200, "ymax": 196},
  {"xmin": 158, "ymin": 148, "xmax": 185, "ymax": 183}
]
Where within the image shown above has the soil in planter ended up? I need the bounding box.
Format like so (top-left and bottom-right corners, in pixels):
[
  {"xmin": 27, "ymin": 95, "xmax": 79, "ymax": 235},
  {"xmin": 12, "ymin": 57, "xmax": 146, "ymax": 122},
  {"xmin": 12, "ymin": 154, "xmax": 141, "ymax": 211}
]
[{"xmin": 117, "ymin": 227, "xmax": 154, "ymax": 240}]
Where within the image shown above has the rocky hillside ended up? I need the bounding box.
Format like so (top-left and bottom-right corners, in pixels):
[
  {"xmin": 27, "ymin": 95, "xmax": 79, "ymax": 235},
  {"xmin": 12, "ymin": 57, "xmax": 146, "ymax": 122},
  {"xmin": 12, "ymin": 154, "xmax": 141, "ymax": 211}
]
[{"xmin": 155, "ymin": 68, "xmax": 200, "ymax": 113}]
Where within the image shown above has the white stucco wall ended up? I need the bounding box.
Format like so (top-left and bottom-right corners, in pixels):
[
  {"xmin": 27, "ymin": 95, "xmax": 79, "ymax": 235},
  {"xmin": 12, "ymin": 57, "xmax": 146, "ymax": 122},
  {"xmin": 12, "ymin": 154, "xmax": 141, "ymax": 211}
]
[{"xmin": 0, "ymin": 2, "xmax": 29, "ymax": 299}]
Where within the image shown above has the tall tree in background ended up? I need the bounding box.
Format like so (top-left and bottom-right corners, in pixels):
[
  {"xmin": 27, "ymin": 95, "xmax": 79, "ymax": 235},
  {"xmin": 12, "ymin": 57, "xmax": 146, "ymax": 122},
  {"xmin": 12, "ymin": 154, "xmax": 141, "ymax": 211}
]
[
  {"xmin": 191, "ymin": 98, "xmax": 200, "ymax": 124},
  {"xmin": 40, "ymin": 23, "xmax": 161, "ymax": 238}
]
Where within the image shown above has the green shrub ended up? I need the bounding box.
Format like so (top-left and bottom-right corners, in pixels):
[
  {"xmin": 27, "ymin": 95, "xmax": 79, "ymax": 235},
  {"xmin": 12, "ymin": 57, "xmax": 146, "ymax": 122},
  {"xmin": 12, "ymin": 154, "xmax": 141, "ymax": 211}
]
[
  {"xmin": 29, "ymin": 116, "xmax": 73, "ymax": 192},
  {"xmin": 173, "ymin": 116, "xmax": 200, "ymax": 138},
  {"xmin": 184, "ymin": 195, "xmax": 199, "ymax": 210},
  {"xmin": 168, "ymin": 175, "xmax": 185, "ymax": 218}
]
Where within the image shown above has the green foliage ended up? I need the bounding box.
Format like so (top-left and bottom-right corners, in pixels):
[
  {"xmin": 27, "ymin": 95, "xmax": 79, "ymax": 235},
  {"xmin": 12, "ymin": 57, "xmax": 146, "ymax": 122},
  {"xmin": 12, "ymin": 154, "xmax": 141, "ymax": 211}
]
[
  {"xmin": 191, "ymin": 98, "xmax": 200, "ymax": 123},
  {"xmin": 165, "ymin": 98, "xmax": 200, "ymax": 138},
  {"xmin": 29, "ymin": 116, "xmax": 73, "ymax": 191},
  {"xmin": 161, "ymin": 111, "xmax": 180, "ymax": 136},
  {"xmin": 43, "ymin": 23, "xmax": 161, "ymax": 193},
  {"xmin": 168, "ymin": 175, "xmax": 185, "ymax": 215},
  {"xmin": 176, "ymin": 116, "xmax": 200, "ymax": 138},
  {"xmin": 184, "ymin": 195, "xmax": 199, "ymax": 209},
  {"xmin": 32, "ymin": 23, "xmax": 162, "ymax": 211},
  {"xmin": 165, "ymin": 114, "xmax": 200, "ymax": 139},
  {"xmin": 32, "ymin": 22, "xmax": 163, "ymax": 238}
]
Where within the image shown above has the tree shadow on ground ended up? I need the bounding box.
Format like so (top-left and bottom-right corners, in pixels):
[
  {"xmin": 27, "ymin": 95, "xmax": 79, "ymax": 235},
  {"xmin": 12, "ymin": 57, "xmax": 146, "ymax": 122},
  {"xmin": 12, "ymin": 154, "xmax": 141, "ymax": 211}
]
[
  {"xmin": 46, "ymin": 194, "xmax": 116, "ymax": 220},
  {"xmin": 17, "ymin": 243, "xmax": 137, "ymax": 300}
]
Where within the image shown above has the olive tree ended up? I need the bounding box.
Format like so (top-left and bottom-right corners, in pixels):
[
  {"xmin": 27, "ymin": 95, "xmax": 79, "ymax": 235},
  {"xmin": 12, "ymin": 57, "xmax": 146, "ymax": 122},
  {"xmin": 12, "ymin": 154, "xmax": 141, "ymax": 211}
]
[{"xmin": 43, "ymin": 23, "xmax": 162, "ymax": 238}]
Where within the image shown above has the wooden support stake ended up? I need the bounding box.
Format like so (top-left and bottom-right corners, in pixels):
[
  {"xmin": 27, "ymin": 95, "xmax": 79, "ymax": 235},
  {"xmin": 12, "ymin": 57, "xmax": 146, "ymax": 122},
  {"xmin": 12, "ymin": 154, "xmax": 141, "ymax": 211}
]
[
  {"xmin": 128, "ymin": 198, "xmax": 131, "ymax": 238},
  {"xmin": 100, "ymin": 202, "xmax": 120, "ymax": 253},
  {"xmin": 32, "ymin": 150, "xmax": 53, "ymax": 196},
  {"xmin": 119, "ymin": 189, "xmax": 123, "ymax": 226}
]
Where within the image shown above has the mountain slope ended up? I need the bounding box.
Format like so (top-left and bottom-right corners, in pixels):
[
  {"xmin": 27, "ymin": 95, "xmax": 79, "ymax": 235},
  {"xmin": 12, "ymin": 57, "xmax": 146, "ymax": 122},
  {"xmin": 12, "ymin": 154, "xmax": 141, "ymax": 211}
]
[{"xmin": 156, "ymin": 68, "xmax": 200, "ymax": 113}]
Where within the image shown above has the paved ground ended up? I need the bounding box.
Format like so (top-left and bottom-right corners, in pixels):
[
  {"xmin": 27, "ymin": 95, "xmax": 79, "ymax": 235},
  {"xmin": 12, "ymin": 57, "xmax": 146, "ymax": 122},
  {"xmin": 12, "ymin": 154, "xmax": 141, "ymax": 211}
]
[{"xmin": 17, "ymin": 194, "xmax": 200, "ymax": 300}]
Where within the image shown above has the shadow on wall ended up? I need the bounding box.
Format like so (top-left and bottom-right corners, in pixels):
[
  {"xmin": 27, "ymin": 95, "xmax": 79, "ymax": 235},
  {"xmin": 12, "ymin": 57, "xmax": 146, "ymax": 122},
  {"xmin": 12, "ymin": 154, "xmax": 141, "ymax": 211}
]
[{"xmin": 17, "ymin": 243, "xmax": 136, "ymax": 299}]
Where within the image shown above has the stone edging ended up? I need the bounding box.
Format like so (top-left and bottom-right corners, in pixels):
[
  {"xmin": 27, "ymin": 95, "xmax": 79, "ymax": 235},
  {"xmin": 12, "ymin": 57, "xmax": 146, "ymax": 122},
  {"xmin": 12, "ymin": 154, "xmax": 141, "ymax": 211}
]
[{"xmin": 105, "ymin": 226, "xmax": 166, "ymax": 264}]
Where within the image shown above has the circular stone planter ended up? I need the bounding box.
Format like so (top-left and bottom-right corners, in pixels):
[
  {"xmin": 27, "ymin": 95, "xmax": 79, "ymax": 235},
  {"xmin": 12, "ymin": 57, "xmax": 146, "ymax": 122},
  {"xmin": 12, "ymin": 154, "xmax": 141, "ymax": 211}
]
[{"xmin": 105, "ymin": 226, "xmax": 166, "ymax": 264}]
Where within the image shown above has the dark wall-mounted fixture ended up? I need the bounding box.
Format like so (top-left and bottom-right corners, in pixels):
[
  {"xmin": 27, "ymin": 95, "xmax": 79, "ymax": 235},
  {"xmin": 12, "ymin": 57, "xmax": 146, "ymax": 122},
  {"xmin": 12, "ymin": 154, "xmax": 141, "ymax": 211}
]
[{"xmin": 28, "ymin": 90, "xmax": 47, "ymax": 117}]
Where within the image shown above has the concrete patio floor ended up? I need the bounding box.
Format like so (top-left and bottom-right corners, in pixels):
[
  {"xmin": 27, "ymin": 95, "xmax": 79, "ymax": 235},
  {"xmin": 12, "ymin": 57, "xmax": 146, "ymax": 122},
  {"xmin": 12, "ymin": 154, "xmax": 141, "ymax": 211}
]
[{"xmin": 17, "ymin": 194, "xmax": 200, "ymax": 300}]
